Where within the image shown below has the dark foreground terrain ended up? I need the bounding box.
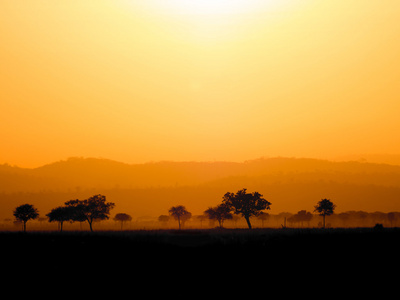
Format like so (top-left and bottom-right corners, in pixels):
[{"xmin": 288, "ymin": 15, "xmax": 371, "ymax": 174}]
[
  {"xmin": 3, "ymin": 228, "xmax": 399, "ymax": 262},
  {"xmin": 3, "ymin": 227, "xmax": 400, "ymax": 288},
  {"xmin": 3, "ymin": 228, "xmax": 398, "ymax": 292},
  {"xmin": 0, "ymin": 228, "xmax": 400, "ymax": 290}
]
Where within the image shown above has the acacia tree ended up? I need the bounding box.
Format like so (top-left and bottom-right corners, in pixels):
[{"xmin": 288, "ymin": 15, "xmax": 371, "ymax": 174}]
[
  {"xmin": 314, "ymin": 198, "xmax": 336, "ymax": 228},
  {"xmin": 113, "ymin": 213, "xmax": 132, "ymax": 230},
  {"xmin": 13, "ymin": 204, "xmax": 39, "ymax": 232},
  {"xmin": 222, "ymin": 188, "xmax": 271, "ymax": 229},
  {"xmin": 204, "ymin": 204, "xmax": 232, "ymax": 228},
  {"xmin": 65, "ymin": 194, "xmax": 115, "ymax": 232},
  {"xmin": 47, "ymin": 206, "xmax": 74, "ymax": 232},
  {"xmin": 169, "ymin": 205, "xmax": 191, "ymax": 230}
]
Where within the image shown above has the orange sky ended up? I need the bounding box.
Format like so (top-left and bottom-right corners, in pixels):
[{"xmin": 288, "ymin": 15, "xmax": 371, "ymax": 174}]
[{"xmin": 1, "ymin": 0, "xmax": 400, "ymax": 168}]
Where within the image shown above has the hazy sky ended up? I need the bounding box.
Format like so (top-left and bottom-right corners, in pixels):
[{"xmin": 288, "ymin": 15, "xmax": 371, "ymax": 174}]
[{"xmin": 1, "ymin": 0, "xmax": 400, "ymax": 167}]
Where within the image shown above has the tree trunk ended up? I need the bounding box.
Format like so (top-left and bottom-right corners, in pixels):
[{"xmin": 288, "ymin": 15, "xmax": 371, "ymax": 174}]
[
  {"xmin": 23, "ymin": 221, "xmax": 27, "ymax": 233},
  {"xmin": 88, "ymin": 220, "xmax": 93, "ymax": 232},
  {"xmin": 60, "ymin": 221, "xmax": 63, "ymax": 232},
  {"xmin": 323, "ymin": 214, "xmax": 326, "ymax": 228},
  {"xmin": 245, "ymin": 216, "xmax": 252, "ymax": 229},
  {"xmin": 178, "ymin": 217, "xmax": 181, "ymax": 230}
]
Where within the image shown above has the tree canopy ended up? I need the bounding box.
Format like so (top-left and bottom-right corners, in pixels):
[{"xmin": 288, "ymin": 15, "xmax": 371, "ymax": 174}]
[
  {"xmin": 113, "ymin": 213, "xmax": 132, "ymax": 230},
  {"xmin": 314, "ymin": 199, "xmax": 336, "ymax": 228},
  {"xmin": 204, "ymin": 204, "xmax": 232, "ymax": 228},
  {"xmin": 65, "ymin": 194, "xmax": 115, "ymax": 232},
  {"xmin": 46, "ymin": 206, "xmax": 74, "ymax": 232},
  {"xmin": 222, "ymin": 188, "xmax": 271, "ymax": 229},
  {"xmin": 13, "ymin": 204, "xmax": 39, "ymax": 232},
  {"xmin": 169, "ymin": 205, "xmax": 191, "ymax": 230}
]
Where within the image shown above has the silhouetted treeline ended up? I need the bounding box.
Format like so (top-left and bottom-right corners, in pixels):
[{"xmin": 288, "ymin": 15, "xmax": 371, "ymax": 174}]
[
  {"xmin": 1, "ymin": 182, "xmax": 400, "ymax": 221},
  {"xmin": 3, "ymin": 209, "xmax": 400, "ymax": 231}
]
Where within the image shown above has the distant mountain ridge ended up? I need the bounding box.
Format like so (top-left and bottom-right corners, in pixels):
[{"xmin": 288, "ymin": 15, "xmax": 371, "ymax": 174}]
[{"xmin": 1, "ymin": 156, "xmax": 400, "ymax": 193}]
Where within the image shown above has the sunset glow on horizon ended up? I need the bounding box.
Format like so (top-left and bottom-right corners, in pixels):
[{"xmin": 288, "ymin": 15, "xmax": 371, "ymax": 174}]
[{"xmin": 1, "ymin": 1, "xmax": 400, "ymax": 168}]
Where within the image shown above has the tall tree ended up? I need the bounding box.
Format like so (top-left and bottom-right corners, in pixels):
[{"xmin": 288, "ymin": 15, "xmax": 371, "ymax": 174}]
[
  {"xmin": 222, "ymin": 188, "xmax": 271, "ymax": 229},
  {"xmin": 13, "ymin": 204, "xmax": 39, "ymax": 232},
  {"xmin": 65, "ymin": 194, "xmax": 115, "ymax": 232},
  {"xmin": 314, "ymin": 199, "xmax": 336, "ymax": 228},
  {"xmin": 169, "ymin": 205, "xmax": 191, "ymax": 230}
]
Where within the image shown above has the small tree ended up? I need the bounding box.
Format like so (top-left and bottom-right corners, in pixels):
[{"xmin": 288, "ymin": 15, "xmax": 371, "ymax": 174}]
[
  {"xmin": 204, "ymin": 204, "xmax": 232, "ymax": 228},
  {"xmin": 257, "ymin": 212, "xmax": 270, "ymax": 228},
  {"xmin": 65, "ymin": 194, "xmax": 115, "ymax": 232},
  {"xmin": 222, "ymin": 188, "xmax": 271, "ymax": 229},
  {"xmin": 113, "ymin": 213, "xmax": 132, "ymax": 230},
  {"xmin": 314, "ymin": 199, "xmax": 336, "ymax": 228},
  {"xmin": 169, "ymin": 205, "xmax": 191, "ymax": 230},
  {"xmin": 13, "ymin": 204, "xmax": 39, "ymax": 232},
  {"xmin": 47, "ymin": 206, "xmax": 74, "ymax": 232}
]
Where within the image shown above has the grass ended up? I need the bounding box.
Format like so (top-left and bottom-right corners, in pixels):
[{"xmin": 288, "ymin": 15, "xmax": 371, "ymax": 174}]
[{"xmin": 3, "ymin": 227, "xmax": 399, "ymax": 252}]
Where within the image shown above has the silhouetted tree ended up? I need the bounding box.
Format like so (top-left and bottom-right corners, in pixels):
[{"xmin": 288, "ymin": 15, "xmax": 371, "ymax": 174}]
[
  {"xmin": 169, "ymin": 205, "xmax": 191, "ymax": 230},
  {"xmin": 13, "ymin": 204, "xmax": 39, "ymax": 232},
  {"xmin": 65, "ymin": 194, "xmax": 115, "ymax": 232},
  {"xmin": 204, "ymin": 203, "xmax": 233, "ymax": 228},
  {"xmin": 314, "ymin": 199, "xmax": 336, "ymax": 228},
  {"xmin": 113, "ymin": 213, "xmax": 132, "ymax": 230},
  {"xmin": 47, "ymin": 206, "xmax": 74, "ymax": 232},
  {"xmin": 222, "ymin": 188, "xmax": 271, "ymax": 229}
]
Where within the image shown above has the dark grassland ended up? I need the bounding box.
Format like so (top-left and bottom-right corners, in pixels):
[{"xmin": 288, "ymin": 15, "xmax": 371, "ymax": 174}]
[
  {"xmin": 2, "ymin": 229, "xmax": 395, "ymax": 289},
  {"xmin": 2, "ymin": 228, "xmax": 399, "ymax": 281},
  {"xmin": 5, "ymin": 229, "xmax": 396, "ymax": 288},
  {"xmin": 3, "ymin": 229, "xmax": 399, "ymax": 284},
  {"xmin": 3, "ymin": 228, "xmax": 399, "ymax": 262}
]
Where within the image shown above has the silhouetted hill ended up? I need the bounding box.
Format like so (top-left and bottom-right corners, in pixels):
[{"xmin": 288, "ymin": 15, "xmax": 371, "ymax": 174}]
[
  {"xmin": 334, "ymin": 154, "xmax": 400, "ymax": 166},
  {"xmin": 2, "ymin": 156, "xmax": 400, "ymax": 193},
  {"xmin": 2, "ymin": 157, "xmax": 400, "ymax": 218}
]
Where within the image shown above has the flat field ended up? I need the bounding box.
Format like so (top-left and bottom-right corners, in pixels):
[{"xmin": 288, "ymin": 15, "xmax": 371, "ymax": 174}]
[
  {"xmin": 3, "ymin": 228, "xmax": 400, "ymax": 284},
  {"xmin": 3, "ymin": 228, "xmax": 399, "ymax": 259}
]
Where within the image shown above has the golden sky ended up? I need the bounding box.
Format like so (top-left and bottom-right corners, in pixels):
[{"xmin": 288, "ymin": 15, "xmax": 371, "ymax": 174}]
[{"xmin": 1, "ymin": 0, "xmax": 400, "ymax": 167}]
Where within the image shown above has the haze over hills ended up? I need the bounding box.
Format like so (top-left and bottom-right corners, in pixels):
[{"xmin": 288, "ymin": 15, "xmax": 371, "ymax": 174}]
[
  {"xmin": 332, "ymin": 154, "xmax": 400, "ymax": 166},
  {"xmin": 1, "ymin": 156, "xmax": 400, "ymax": 219}
]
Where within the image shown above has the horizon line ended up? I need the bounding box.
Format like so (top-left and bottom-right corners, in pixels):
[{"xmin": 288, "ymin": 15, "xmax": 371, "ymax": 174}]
[{"xmin": 3, "ymin": 153, "xmax": 400, "ymax": 169}]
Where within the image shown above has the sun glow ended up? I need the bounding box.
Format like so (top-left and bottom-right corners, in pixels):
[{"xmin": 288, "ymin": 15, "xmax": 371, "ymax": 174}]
[
  {"xmin": 128, "ymin": 0, "xmax": 297, "ymax": 42},
  {"xmin": 141, "ymin": 0, "xmax": 291, "ymax": 16},
  {"xmin": 163, "ymin": 0, "xmax": 261, "ymax": 15}
]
